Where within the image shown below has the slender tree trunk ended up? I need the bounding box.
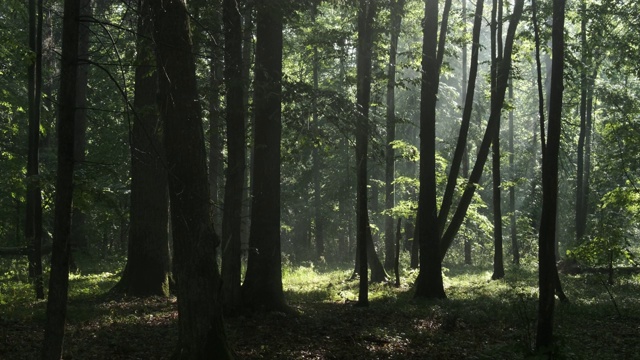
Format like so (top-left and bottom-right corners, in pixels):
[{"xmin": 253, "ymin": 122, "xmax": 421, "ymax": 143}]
[
  {"xmin": 311, "ymin": 3, "xmax": 325, "ymax": 260},
  {"xmin": 508, "ymin": 76, "xmax": 520, "ymax": 264},
  {"xmin": 221, "ymin": 0, "xmax": 246, "ymax": 312},
  {"xmin": 26, "ymin": 0, "xmax": 45, "ymax": 300},
  {"xmin": 575, "ymin": 0, "xmax": 588, "ymax": 246},
  {"xmin": 209, "ymin": 0, "xmax": 224, "ymax": 236},
  {"xmin": 150, "ymin": 0, "xmax": 234, "ymax": 357},
  {"xmin": 355, "ymin": 0, "xmax": 377, "ymax": 307},
  {"xmin": 490, "ymin": 0, "xmax": 505, "ymax": 281},
  {"xmin": 384, "ymin": 0, "xmax": 406, "ymax": 270},
  {"xmin": 536, "ymin": 0, "xmax": 565, "ymax": 352},
  {"xmin": 241, "ymin": 2, "xmax": 254, "ymax": 250},
  {"xmin": 70, "ymin": 0, "xmax": 91, "ymax": 263},
  {"xmin": 242, "ymin": 0, "xmax": 288, "ymax": 313},
  {"xmin": 461, "ymin": 0, "xmax": 472, "ymax": 266},
  {"xmin": 41, "ymin": 0, "xmax": 80, "ymax": 356},
  {"xmin": 439, "ymin": 0, "xmax": 525, "ymax": 260},
  {"xmin": 112, "ymin": 0, "xmax": 170, "ymax": 298}
]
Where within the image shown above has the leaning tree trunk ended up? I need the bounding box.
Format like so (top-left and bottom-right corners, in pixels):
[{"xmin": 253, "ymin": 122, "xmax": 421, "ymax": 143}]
[
  {"xmin": 242, "ymin": 0, "xmax": 288, "ymax": 313},
  {"xmin": 112, "ymin": 0, "xmax": 170, "ymax": 298},
  {"xmin": 150, "ymin": 0, "xmax": 234, "ymax": 358},
  {"xmin": 41, "ymin": 0, "xmax": 80, "ymax": 356},
  {"xmin": 536, "ymin": 0, "xmax": 565, "ymax": 352}
]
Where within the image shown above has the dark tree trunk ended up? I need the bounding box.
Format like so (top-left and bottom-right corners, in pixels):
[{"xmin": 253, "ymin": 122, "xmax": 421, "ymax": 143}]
[
  {"xmin": 355, "ymin": 0, "xmax": 377, "ymax": 307},
  {"xmin": 70, "ymin": 0, "xmax": 91, "ymax": 262},
  {"xmin": 40, "ymin": 0, "xmax": 80, "ymax": 356},
  {"xmin": 439, "ymin": 0, "xmax": 524, "ymax": 259},
  {"xmin": 536, "ymin": 0, "xmax": 565, "ymax": 352},
  {"xmin": 508, "ymin": 76, "xmax": 520, "ymax": 265},
  {"xmin": 490, "ymin": 0, "xmax": 505, "ymax": 281},
  {"xmin": 394, "ymin": 218, "xmax": 401, "ymax": 287},
  {"xmin": 414, "ymin": 0, "xmax": 446, "ymax": 299},
  {"xmin": 384, "ymin": 0, "xmax": 406, "ymax": 270},
  {"xmin": 575, "ymin": 0, "xmax": 589, "ymax": 246},
  {"xmin": 241, "ymin": 2, "xmax": 254, "ymax": 249},
  {"xmin": 437, "ymin": 0, "xmax": 484, "ymax": 234},
  {"xmin": 209, "ymin": 0, "xmax": 224, "ymax": 235},
  {"xmin": 26, "ymin": 0, "xmax": 45, "ymax": 300},
  {"xmin": 150, "ymin": 0, "xmax": 234, "ymax": 357},
  {"xmin": 242, "ymin": 0, "xmax": 288, "ymax": 313},
  {"xmin": 112, "ymin": 0, "xmax": 170, "ymax": 298},
  {"xmin": 461, "ymin": 0, "xmax": 472, "ymax": 266},
  {"xmin": 221, "ymin": 0, "xmax": 246, "ymax": 312},
  {"xmin": 311, "ymin": 3, "xmax": 325, "ymax": 260}
]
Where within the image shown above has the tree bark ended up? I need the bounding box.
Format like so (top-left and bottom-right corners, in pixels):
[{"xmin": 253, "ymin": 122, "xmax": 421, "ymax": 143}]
[
  {"xmin": 112, "ymin": 0, "xmax": 170, "ymax": 298},
  {"xmin": 150, "ymin": 0, "xmax": 234, "ymax": 357},
  {"xmin": 221, "ymin": 0, "xmax": 246, "ymax": 312},
  {"xmin": 40, "ymin": 0, "xmax": 80, "ymax": 356},
  {"xmin": 536, "ymin": 0, "xmax": 565, "ymax": 352},
  {"xmin": 242, "ymin": 0, "xmax": 288, "ymax": 313},
  {"xmin": 508, "ymin": 76, "xmax": 520, "ymax": 265}
]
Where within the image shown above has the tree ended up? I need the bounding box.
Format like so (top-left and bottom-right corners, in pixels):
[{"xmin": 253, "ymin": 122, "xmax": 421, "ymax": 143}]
[
  {"xmin": 536, "ymin": 0, "xmax": 566, "ymax": 353},
  {"xmin": 26, "ymin": 0, "xmax": 45, "ymax": 300},
  {"xmin": 111, "ymin": 0, "xmax": 170, "ymax": 298},
  {"xmin": 384, "ymin": 0, "xmax": 406, "ymax": 270},
  {"xmin": 149, "ymin": 0, "xmax": 234, "ymax": 357},
  {"xmin": 414, "ymin": 0, "xmax": 446, "ymax": 299},
  {"xmin": 311, "ymin": 2, "xmax": 325, "ymax": 260},
  {"xmin": 242, "ymin": 0, "xmax": 288, "ymax": 313},
  {"xmin": 221, "ymin": 0, "xmax": 246, "ymax": 311},
  {"xmin": 354, "ymin": 0, "xmax": 377, "ymax": 307},
  {"xmin": 490, "ymin": 0, "xmax": 505, "ymax": 280},
  {"xmin": 41, "ymin": 0, "xmax": 81, "ymax": 356}
]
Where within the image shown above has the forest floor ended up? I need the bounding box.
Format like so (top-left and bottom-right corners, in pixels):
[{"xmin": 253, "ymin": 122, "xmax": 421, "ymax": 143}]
[{"xmin": 1, "ymin": 257, "xmax": 639, "ymax": 359}]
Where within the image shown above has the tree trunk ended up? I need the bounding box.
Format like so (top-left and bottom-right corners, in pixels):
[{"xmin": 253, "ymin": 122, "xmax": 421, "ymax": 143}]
[
  {"xmin": 461, "ymin": 0, "xmax": 472, "ymax": 266},
  {"xmin": 414, "ymin": 0, "xmax": 446, "ymax": 299},
  {"xmin": 354, "ymin": 0, "xmax": 377, "ymax": 307},
  {"xmin": 242, "ymin": 0, "xmax": 288, "ymax": 313},
  {"xmin": 221, "ymin": 0, "xmax": 246, "ymax": 312},
  {"xmin": 112, "ymin": 0, "xmax": 170, "ymax": 298},
  {"xmin": 536, "ymin": 0, "xmax": 565, "ymax": 353},
  {"xmin": 70, "ymin": 0, "xmax": 91, "ymax": 263},
  {"xmin": 311, "ymin": 3, "xmax": 325, "ymax": 260},
  {"xmin": 150, "ymin": 0, "xmax": 234, "ymax": 357},
  {"xmin": 209, "ymin": 0, "xmax": 224, "ymax": 237},
  {"xmin": 41, "ymin": 0, "xmax": 80, "ymax": 356},
  {"xmin": 439, "ymin": 0, "xmax": 525, "ymax": 260},
  {"xmin": 490, "ymin": 0, "xmax": 505, "ymax": 281},
  {"xmin": 575, "ymin": 0, "xmax": 588, "ymax": 246},
  {"xmin": 384, "ymin": 0, "xmax": 406, "ymax": 270},
  {"xmin": 26, "ymin": 0, "xmax": 45, "ymax": 300},
  {"xmin": 508, "ymin": 76, "xmax": 520, "ymax": 265}
]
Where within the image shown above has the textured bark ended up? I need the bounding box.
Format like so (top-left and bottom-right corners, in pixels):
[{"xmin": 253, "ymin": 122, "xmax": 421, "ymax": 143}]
[
  {"xmin": 150, "ymin": 0, "xmax": 234, "ymax": 357},
  {"xmin": 536, "ymin": 0, "xmax": 565, "ymax": 352},
  {"xmin": 242, "ymin": 0, "xmax": 288, "ymax": 313},
  {"xmin": 384, "ymin": 0, "xmax": 405, "ymax": 270},
  {"xmin": 112, "ymin": 0, "xmax": 170, "ymax": 298},
  {"xmin": 414, "ymin": 0, "xmax": 446, "ymax": 299},
  {"xmin": 41, "ymin": 0, "xmax": 80, "ymax": 356},
  {"xmin": 221, "ymin": 0, "xmax": 246, "ymax": 312}
]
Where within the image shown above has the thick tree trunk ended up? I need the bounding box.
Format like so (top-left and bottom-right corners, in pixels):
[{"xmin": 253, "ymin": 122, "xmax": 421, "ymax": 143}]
[
  {"xmin": 242, "ymin": 0, "xmax": 288, "ymax": 313},
  {"xmin": 40, "ymin": 0, "xmax": 80, "ymax": 356},
  {"xmin": 536, "ymin": 0, "xmax": 565, "ymax": 352},
  {"xmin": 221, "ymin": 0, "xmax": 246, "ymax": 312},
  {"xmin": 150, "ymin": 0, "xmax": 234, "ymax": 357},
  {"xmin": 112, "ymin": 0, "xmax": 170, "ymax": 298},
  {"xmin": 355, "ymin": 0, "xmax": 377, "ymax": 307},
  {"xmin": 384, "ymin": 0, "xmax": 405, "ymax": 270},
  {"xmin": 414, "ymin": 0, "xmax": 446, "ymax": 299}
]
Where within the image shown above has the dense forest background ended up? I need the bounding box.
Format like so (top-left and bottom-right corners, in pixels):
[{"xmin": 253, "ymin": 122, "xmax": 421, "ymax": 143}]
[{"xmin": 1, "ymin": 0, "xmax": 639, "ymax": 358}]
